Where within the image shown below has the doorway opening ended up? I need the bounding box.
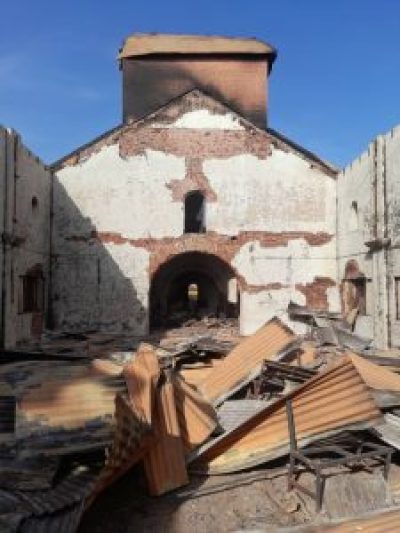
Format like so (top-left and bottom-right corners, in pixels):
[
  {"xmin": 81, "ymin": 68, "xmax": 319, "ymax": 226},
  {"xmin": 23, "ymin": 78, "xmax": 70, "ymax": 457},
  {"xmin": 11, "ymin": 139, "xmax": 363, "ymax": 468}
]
[{"xmin": 150, "ymin": 252, "xmax": 239, "ymax": 328}]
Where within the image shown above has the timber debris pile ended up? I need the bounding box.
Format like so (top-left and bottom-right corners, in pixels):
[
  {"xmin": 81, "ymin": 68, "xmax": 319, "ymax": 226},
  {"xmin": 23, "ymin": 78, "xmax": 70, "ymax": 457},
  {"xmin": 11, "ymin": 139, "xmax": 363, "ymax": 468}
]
[{"xmin": 3, "ymin": 312, "xmax": 400, "ymax": 531}]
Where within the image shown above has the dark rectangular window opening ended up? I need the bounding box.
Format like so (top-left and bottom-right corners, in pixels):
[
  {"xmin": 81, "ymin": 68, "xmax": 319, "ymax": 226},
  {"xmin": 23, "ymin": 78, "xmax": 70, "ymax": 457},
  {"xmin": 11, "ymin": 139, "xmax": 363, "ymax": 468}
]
[
  {"xmin": 395, "ymin": 277, "xmax": 400, "ymax": 321},
  {"xmin": 0, "ymin": 396, "xmax": 16, "ymax": 434},
  {"xmin": 184, "ymin": 191, "xmax": 206, "ymax": 233},
  {"xmin": 19, "ymin": 274, "xmax": 44, "ymax": 313},
  {"xmin": 352, "ymin": 278, "xmax": 367, "ymax": 316}
]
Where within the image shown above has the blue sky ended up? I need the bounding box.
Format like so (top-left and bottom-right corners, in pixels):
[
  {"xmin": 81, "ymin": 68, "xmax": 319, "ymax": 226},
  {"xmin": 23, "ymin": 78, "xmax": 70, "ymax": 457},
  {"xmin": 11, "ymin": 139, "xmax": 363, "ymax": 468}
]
[{"xmin": 1, "ymin": 0, "xmax": 400, "ymax": 166}]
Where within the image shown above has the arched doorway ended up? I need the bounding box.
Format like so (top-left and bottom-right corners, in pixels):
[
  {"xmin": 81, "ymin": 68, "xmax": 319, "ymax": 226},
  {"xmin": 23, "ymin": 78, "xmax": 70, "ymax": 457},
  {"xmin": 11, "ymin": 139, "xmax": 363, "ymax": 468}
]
[{"xmin": 150, "ymin": 252, "xmax": 239, "ymax": 328}]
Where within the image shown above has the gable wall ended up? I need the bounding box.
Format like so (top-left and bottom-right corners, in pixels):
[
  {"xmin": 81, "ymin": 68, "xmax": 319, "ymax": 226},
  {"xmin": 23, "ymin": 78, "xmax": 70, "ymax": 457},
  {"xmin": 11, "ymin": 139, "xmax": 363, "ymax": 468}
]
[{"xmin": 52, "ymin": 93, "xmax": 338, "ymax": 335}]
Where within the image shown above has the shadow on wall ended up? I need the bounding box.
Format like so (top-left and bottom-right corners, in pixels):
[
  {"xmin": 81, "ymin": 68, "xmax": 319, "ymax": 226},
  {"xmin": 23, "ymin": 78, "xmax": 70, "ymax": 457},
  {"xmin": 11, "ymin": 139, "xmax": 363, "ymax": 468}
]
[{"xmin": 50, "ymin": 177, "xmax": 147, "ymax": 334}]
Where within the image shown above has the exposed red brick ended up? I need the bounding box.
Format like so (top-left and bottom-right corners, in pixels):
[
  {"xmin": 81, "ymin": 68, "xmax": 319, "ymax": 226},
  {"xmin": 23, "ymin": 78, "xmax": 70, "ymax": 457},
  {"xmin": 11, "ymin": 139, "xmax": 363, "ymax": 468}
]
[
  {"xmin": 166, "ymin": 157, "xmax": 217, "ymax": 201},
  {"xmin": 238, "ymin": 231, "xmax": 333, "ymax": 247},
  {"xmin": 119, "ymin": 127, "xmax": 271, "ymax": 159},
  {"xmin": 344, "ymin": 258, "xmax": 364, "ymax": 279},
  {"xmin": 70, "ymin": 231, "xmax": 334, "ymax": 292},
  {"xmin": 55, "ymin": 91, "xmax": 336, "ymax": 177},
  {"xmin": 296, "ymin": 277, "xmax": 336, "ymax": 310},
  {"xmin": 245, "ymin": 282, "xmax": 286, "ymax": 293},
  {"xmin": 90, "ymin": 230, "xmax": 332, "ymax": 250}
]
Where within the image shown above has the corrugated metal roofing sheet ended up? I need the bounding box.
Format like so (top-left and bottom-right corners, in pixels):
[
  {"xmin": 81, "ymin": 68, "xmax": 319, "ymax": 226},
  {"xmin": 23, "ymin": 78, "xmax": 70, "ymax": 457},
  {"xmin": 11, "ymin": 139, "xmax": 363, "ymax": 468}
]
[
  {"xmin": 191, "ymin": 355, "xmax": 383, "ymax": 474},
  {"xmin": 143, "ymin": 373, "xmax": 189, "ymax": 496},
  {"xmin": 88, "ymin": 393, "xmax": 153, "ymax": 506},
  {"xmin": 179, "ymin": 357, "xmax": 224, "ymax": 388},
  {"xmin": 0, "ymin": 360, "xmax": 125, "ymax": 458},
  {"xmin": 119, "ymin": 33, "xmax": 276, "ymax": 59},
  {"xmin": 0, "ymin": 468, "xmax": 95, "ymax": 533},
  {"xmin": 198, "ymin": 317, "xmax": 296, "ymax": 406},
  {"xmin": 19, "ymin": 502, "xmax": 84, "ymax": 533},
  {"xmin": 350, "ymin": 352, "xmax": 400, "ymax": 392},
  {"xmin": 123, "ymin": 343, "xmax": 161, "ymax": 424},
  {"xmin": 173, "ymin": 375, "xmax": 218, "ymax": 453}
]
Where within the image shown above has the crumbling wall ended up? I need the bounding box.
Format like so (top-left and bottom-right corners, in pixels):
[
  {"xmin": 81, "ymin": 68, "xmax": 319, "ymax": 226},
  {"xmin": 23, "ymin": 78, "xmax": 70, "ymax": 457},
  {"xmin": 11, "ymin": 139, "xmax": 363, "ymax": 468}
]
[
  {"xmin": 337, "ymin": 149, "xmax": 375, "ymax": 340},
  {"xmin": 52, "ymin": 91, "xmax": 338, "ymax": 335},
  {"xmin": 383, "ymin": 126, "xmax": 400, "ymax": 347},
  {"xmin": 337, "ymin": 126, "xmax": 400, "ymax": 349},
  {"xmin": 0, "ymin": 127, "xmax": 51, "ymax": 347}
]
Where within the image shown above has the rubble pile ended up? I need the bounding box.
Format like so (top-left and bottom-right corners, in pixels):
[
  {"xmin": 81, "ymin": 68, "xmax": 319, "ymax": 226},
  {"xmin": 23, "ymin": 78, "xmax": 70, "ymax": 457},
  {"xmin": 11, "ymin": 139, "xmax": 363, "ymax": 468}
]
[{"xmin": 2, "ymin": 313, "xmax": 400, "ymax": 531}]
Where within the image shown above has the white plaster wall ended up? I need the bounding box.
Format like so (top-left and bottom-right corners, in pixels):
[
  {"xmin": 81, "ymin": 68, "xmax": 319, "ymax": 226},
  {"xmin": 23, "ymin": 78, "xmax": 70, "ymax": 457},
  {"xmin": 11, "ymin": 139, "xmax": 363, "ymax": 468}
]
[
  {"xmin": 233, "ymin": 239, "xmax": 337, "ymax": 286},
  {"xmin": 337, "ymin": 147, "xmax": 375, "ymax": 340},
  {"xmin": 0, "ymin": 129, "xmax": 51, "ymax": 347},
  {"xmin": 152, "ymin": 108, "xmax": 244, "ymax": 130},
  {"xmin": 53, "ymin": 104, "xmax": 338, "ymax": 336},
  {"xmin": 337, "ymin": 149, "xmax": 373, "ymax": 266},
  {"xmin": 56, "ymin": 145, "xmax": 186, "ymax": 239},
  {"xmin": 240, "ymin": 288, "xmax": 307, "ymax": 336},
  {"xmin": 383, "ymin": 126, "xmax": 400, "ymax": 346},
  {"xmin": 53, "ymin": 142, "xmax": 186, "ymax": 333},
  {"xmin": 52, "ymin": 241, "xmax": 149, "ymax": 333},
  {"xmin": 13, "ymin": 142, "xmax": 51, "ymax": 344},
  {"xmin": 204, "ymin": 149, "xmax": 336, "ymax": 235},
  {"xmin": 234, "ymin": 238, "xmax": 338, "ymax": 334}
]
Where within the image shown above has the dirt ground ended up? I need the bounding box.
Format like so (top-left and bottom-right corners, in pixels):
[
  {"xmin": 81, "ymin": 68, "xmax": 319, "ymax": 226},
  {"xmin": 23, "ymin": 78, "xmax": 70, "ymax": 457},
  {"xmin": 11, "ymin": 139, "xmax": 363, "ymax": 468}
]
[
  {"xmin": 79, "ymin": 459, "xmax": 400, "ymax": 532},
  {"xmin": 79, "ymin": 466, "xmax": 309, "ymax": 533}
]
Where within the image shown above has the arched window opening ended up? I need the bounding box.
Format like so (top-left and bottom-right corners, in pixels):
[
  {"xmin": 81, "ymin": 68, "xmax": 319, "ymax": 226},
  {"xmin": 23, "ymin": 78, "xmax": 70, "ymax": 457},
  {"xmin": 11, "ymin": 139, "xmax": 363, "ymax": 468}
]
[
  {"xmin": 184, "ymin": 191, "xmax": 205, "ymax": 233},
  {"xmin": 150, "ymin": 252, "xmax": 239, "ymax": 328},
  {"xmin": 350, "ymin": 201, "xmax": 359, "ymax": 230}
]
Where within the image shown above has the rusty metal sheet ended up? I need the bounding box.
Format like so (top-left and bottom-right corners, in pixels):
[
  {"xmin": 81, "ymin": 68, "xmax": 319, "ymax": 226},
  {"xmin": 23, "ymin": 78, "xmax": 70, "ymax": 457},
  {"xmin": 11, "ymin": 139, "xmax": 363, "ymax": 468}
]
[
  {"xmin": 123, "ymin": 343, "xmax": 161, "ymax": 423},
  {"xmin": 173, "ymin": 375, "xmax": 218, "ymax": 453},
  {"xmin": 0, "ymin": 456, "xmax": 59, "ymax": 491},
  {"xmin": 349, "ymin": 352, "xmax": 400, "ymax": 392},
  {"xmin": 88, "ymin": 393, "xmax": 153, "ymax": 507},
  {"xmin": 119, "ymin": 33, "xmax": 276, "ymax": 59},
  {"xmin": 198, "ymin": 317, "xmax": 296, "ymax": 406},
  {"xmin": 191, "ymin": 355, "xmax": 382, "ymax": 474},
  {"xmin": 0, "ymin": 468, "xmax": 95, "ymax": 533},
  {"xmin": 0, "ymin": 359, "xmax": 125, "ymax": 458},
  {"xmin": 179, "ymin": 357, "xmax": 224, "ymax": 388},
  {"xmin": 143, "ymin": 372, "xmax": 188, "ymax": 496}
]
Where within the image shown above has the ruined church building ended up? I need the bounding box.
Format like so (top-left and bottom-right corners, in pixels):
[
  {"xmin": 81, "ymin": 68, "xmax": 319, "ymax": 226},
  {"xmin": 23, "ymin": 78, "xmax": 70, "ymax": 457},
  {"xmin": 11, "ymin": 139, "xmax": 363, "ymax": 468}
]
[{"xmin": 1, "ymin": 33, "xmax": 399, "ymax": 349}]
